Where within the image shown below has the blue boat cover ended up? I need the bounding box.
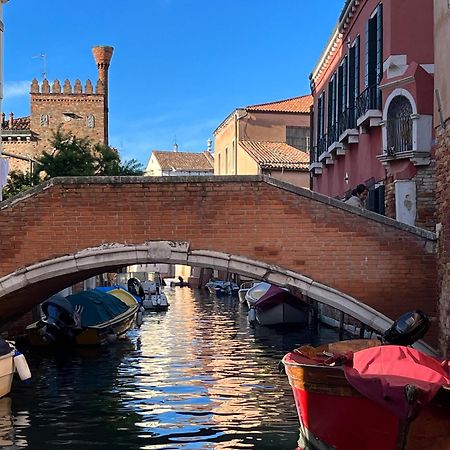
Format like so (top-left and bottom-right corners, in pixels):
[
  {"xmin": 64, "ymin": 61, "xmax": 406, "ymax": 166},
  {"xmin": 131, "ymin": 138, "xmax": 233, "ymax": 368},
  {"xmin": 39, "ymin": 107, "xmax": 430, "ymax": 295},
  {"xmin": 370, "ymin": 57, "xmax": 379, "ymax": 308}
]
[{"xmin": 66, "ymin": 290, "xmax": 129, "ymax": 327}]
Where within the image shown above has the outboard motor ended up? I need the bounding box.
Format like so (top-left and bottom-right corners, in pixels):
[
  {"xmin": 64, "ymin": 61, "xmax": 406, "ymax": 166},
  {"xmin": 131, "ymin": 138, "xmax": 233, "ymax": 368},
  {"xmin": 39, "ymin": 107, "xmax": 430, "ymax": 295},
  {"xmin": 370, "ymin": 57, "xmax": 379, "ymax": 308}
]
[
  {"xmin": 382, "ymin": 310, "xmax": 430, "ymax": 346},
  {"xmin": 40, "ymin": 293, "xmax": 76, "ymax": 343}
]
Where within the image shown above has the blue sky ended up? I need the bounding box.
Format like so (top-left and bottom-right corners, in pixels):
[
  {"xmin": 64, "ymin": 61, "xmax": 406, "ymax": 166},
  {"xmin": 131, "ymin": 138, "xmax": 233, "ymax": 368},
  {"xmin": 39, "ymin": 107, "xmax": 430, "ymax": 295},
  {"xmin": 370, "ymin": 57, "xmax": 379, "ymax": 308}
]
[{"xmin": 3, "ymin": 0, "xmax": 343, "ymax": 166}]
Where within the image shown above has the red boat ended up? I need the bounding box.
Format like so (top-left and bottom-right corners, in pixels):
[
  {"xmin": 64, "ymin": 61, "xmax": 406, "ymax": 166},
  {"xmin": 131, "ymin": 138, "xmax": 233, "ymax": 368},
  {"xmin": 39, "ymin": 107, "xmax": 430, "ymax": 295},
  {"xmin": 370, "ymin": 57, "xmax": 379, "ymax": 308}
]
[{"xmin": 282, "ymin": 312, "xmax": 450, "ymax": 450}]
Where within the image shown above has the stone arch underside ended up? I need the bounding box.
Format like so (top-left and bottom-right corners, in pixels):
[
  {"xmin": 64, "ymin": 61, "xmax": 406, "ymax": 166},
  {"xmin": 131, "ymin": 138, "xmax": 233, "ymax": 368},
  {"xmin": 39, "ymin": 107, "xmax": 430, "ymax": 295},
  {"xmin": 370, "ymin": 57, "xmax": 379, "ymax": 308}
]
[{"xmin": 0, "ymin": 240, "xmax": 404, "ymax": 331}]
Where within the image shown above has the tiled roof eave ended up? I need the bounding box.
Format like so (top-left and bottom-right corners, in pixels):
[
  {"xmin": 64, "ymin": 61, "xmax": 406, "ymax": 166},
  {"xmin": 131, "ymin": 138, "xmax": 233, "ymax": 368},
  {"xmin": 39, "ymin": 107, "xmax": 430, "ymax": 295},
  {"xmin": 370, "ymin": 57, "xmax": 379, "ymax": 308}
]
[
  {"xmin": 260, "ymin": 163, "xmax": 309, "ymax": 171},
  {"xmin": 247, "ymin": 109, "xmax": 310, "ymax": 115}
]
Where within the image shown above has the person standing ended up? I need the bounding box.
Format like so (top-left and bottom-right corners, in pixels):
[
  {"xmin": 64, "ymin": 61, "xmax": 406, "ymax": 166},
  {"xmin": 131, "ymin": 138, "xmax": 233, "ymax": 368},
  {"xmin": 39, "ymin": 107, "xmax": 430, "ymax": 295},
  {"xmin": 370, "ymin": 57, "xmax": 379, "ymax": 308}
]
[{"xmin": 345, "ymin": 184, "xmax": 369, "ymax": 208}]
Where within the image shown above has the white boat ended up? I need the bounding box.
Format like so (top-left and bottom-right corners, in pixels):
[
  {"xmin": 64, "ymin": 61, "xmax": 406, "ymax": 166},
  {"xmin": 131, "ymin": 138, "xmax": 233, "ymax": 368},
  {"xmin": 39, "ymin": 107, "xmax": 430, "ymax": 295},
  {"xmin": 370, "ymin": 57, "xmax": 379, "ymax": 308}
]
[
  {"xmin": 0, "ymin": 338, "xmax": 31, "ymax": 398},
  {"xmin": 238, "ymin": 281, "xmax": 259, "ymax": 304},
  {"xmin": 245, "ymin": 282, "xmax": 309, "ymax": 326},
  {"xmin": 205, "ymin": 280, "xmax": 239, "ymax": 297},
  {"xmin": 142, "ymin": 292, "xmax": 169, "ymax": 311}
]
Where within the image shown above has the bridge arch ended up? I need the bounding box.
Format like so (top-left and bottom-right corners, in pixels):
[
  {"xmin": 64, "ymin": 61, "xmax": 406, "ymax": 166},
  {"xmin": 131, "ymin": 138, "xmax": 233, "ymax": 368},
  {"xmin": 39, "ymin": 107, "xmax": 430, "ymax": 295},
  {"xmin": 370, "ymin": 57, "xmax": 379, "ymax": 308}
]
[
  {"xmin": 0, "ymin": 240, "xmax": 414, "ymax": 333},
  {"xmin": 0, "ymin": 175, "xmax": 438, "ymax": 346}
]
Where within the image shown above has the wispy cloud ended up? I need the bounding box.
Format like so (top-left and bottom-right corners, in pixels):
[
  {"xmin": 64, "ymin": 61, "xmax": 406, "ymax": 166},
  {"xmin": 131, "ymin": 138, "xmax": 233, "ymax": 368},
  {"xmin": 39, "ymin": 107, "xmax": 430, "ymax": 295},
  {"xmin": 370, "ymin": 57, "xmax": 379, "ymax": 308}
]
[{"xmin": 4, "ymin": 81, "xmax": 29, "ymax": 99}]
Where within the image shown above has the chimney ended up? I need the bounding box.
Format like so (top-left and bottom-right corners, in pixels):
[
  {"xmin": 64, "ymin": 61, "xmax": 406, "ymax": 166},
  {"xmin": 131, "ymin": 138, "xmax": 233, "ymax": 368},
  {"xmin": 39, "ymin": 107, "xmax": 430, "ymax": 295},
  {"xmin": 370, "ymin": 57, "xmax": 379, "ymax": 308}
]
[
  {"xmin": 92, "ymin": 45, "xmax": 114, "ymax": 145},
  {"xmin": 8, "ymin": 112, "xmax": 13, "ymax": 129},
  {"xmin": 173, "ymin": 143, "xmax": 178, "ymax": 152}
]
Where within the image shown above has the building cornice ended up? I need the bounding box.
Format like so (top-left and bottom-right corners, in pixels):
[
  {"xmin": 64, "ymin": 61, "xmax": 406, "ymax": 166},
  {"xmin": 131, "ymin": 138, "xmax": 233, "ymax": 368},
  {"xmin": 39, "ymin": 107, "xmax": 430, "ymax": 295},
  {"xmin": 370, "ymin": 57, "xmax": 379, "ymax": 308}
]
[{"xmin": 310, "ymin": 0, "xmax": 363, "ymax": 87}]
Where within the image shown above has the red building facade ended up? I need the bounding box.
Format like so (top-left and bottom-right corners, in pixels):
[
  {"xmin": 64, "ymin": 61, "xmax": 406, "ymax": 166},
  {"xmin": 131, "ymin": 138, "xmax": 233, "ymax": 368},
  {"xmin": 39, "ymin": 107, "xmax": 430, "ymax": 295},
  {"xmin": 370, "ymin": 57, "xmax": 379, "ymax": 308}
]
[{"xmin": 310, "ymin": 0, "xmax": 435, "ymax": 230}]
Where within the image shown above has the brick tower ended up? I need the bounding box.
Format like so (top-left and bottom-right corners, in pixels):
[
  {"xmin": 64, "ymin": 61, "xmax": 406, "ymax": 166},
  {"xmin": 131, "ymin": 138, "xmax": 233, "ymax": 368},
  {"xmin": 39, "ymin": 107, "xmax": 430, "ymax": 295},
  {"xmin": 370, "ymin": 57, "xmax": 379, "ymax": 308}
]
[
  {"xmin": 92, "ymin": 46, "xmax": 114, "ymax": 145},
  {"xmin": 2, "ymin": 46, "xmax": 114, "ymax": 172}
]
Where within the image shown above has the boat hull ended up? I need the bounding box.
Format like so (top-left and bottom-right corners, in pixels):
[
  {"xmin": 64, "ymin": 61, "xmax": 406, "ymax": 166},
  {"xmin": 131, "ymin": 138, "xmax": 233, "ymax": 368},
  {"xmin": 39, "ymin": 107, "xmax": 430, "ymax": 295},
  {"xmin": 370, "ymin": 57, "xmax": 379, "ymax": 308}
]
[
  {"xmin": 253, "ymin": 302, "xmax": 308, "ymax": 326},
  {"xmin": 0, "ymin": 352, "xmax": 14, "ymax": 399},
  {"xmin": 27, "ymin": 295, "xmax": 138, "ymax": 346},
  {"xmin": 283, "ymin": 340, "xmax": 450, "ymax": 450}
]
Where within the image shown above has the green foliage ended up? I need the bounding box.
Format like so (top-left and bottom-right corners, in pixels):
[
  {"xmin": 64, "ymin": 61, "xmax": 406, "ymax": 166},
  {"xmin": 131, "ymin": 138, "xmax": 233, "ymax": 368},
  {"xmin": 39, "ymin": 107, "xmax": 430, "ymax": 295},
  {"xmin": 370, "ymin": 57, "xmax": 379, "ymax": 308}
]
[
  {"xmin": 2, "ymin": 170, "xmax": 40, "ymax": 200},
  {"xmin": 1, "ymin": 129, "xmax": 145, "ymax": 199},
  {"xmin": 38, "ymin": 129, "xmax": 96, "ymax": 179}
]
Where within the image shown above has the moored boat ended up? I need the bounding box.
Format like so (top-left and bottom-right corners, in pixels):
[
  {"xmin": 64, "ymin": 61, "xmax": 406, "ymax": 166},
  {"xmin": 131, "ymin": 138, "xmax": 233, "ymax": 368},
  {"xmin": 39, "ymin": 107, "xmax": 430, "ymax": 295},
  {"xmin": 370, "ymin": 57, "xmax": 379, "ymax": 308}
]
[
  {"xmin": 245, "ymin": 282, "xmax": 309, "ymax": 326},
  {"xmin": 26, "ymin": 288, "xmax": 139, "ymax": 346},
  {"xmin": 238, "ymin": 280, "xmax": 259, "ymax": 304},
  {"xmin": 142, "ymin": 292, "xmax": 169, "ymax": 311},
  {"xmin": 282, "ymin": 311, "xmax": 450, "ymax": 450},
  {"xmin": 0, "ymin": 338, "xmax": 31, "ymax": 398},
  {"xmin": 205, "ymin": 280, "xmax": 239, "ymax": 297}
]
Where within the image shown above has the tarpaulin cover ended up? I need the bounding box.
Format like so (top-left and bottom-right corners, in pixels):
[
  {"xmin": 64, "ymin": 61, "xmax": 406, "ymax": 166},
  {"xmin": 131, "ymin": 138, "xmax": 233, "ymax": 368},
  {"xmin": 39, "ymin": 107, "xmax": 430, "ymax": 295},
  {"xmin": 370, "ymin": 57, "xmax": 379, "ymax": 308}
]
[
  {"xmin": 344, "ymin": 345, "xmax": 450, "ymax": 420},
  {"xmin": 254, "ymin": 285, "xmax": 306, "ymax": 310},
  {"xmin": 67, "ymin": 290, "xmax": 129, "ymax": 327}
]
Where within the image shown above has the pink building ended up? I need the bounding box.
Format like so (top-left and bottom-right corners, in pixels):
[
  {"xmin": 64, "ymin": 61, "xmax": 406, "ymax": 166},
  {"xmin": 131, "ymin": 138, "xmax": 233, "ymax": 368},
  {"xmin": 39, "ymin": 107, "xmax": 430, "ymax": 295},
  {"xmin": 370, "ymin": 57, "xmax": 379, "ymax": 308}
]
[{"xmin": 310, "ymin": 0, "xmax": 434, "ymax": 229}]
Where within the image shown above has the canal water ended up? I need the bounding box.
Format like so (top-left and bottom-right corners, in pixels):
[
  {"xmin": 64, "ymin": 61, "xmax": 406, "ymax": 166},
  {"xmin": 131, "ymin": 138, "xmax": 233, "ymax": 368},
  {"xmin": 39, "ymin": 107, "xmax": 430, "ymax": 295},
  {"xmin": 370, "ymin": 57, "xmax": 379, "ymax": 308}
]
[{"xmin": 5, "ymin": 287, "xmax": 343, "ymax": 449}]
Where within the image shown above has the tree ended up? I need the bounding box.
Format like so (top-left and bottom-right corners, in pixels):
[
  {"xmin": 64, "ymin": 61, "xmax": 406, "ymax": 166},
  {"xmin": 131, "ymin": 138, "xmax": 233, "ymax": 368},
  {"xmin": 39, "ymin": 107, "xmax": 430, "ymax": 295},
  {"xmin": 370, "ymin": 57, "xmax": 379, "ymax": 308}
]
[
  {"xmin": 2, "ymin": 170, "xmax": 40, "ymax": 199},
  {"xmin": 2, "ymin": 129, "xmax": 144, "ymax": 199}
]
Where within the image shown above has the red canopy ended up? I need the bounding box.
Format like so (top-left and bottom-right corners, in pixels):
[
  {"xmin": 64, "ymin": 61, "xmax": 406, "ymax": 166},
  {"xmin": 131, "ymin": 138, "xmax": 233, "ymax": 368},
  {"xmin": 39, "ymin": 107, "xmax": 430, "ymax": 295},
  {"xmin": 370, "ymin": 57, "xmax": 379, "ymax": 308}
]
[
  {"xmin": 254, "ymin": 285, "xmax": 306, "ymax": 310},
  {"xmin": 344, "ymin": 345, "xmax": 450, "ymax": 420}
]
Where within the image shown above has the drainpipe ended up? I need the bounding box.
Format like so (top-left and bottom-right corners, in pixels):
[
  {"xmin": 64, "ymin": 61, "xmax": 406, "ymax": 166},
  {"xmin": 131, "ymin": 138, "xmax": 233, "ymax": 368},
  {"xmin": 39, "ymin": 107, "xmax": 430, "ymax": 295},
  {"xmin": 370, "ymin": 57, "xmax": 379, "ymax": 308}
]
[
  {"xmin": 234, "ymin": 108, "xmax": 248, "ymax": 175},
  {"xmin": 0, "ymin": 0, "xmax": 9, "ymax": 202}
]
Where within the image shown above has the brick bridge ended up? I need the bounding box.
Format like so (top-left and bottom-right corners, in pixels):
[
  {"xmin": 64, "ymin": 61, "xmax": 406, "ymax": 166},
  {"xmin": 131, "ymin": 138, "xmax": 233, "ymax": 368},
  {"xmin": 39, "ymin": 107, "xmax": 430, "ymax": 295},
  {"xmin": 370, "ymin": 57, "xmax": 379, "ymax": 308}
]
[{"xmin": 0, "ymin": 175, "xmax": 438, "ymax": 342}]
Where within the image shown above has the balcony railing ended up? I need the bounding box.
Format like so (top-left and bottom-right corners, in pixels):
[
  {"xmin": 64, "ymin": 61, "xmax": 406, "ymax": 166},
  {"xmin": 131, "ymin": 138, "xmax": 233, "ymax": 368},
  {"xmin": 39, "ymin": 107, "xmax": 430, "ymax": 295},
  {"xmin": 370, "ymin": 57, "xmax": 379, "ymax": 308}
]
[
  {"xmin": 327, "ymin": 124, "xmax": 338, "ymax": 148},
  {"xmin": 316, "ymin": 134, "xmax": 328, "ymax": 160},
  {"xmin": 337, "ymin": 106, "xmax": 356, "ymax": 137},
  {"xmin": 356, "ymin": 84, "xmax": 381, "ymax": 118},
  {"xmin": 386, "ymin": 115, "xmax": 413, "ymax": 155}
]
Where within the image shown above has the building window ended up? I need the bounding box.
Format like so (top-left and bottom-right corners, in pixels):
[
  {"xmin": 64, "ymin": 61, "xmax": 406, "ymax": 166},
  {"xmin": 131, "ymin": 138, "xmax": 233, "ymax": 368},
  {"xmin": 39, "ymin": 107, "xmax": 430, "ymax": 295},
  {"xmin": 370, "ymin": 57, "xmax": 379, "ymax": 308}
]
[
  {"xmin": 225, "ymin": 147, "xmax": 228, "ymax": 174},
  {"xmin": 217, "ymin": 153, "xmax": 221, "ymax": 175},
  {"xmin": 357, "ymin": 4, "xmax": 383, "ymax": 117},
  {"xmin": 386, "ymin": 95, "xmax": 413, "ymax": 154},
  {"xmin": 286, "ymin": 126, "xmax": 310, "ymax": 151},
  {"xmin": 315, "ymin": 92, "xmax": 326, "ymax": 160},
  {"xmin": 348, "ymin": 36, "xmax": 360, "ymax": 128},
  {"xmin": 86, "ymin": 115, "xmax": 95, "ymax": 128}
]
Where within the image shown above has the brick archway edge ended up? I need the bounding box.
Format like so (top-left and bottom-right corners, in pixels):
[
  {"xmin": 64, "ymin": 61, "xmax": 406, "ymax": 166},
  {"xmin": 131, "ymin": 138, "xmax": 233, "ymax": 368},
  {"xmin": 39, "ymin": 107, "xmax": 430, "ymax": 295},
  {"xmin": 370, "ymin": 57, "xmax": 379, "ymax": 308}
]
[{"xmin": 0, "ymin": 240, "xmax": 435, "ymax": 354}]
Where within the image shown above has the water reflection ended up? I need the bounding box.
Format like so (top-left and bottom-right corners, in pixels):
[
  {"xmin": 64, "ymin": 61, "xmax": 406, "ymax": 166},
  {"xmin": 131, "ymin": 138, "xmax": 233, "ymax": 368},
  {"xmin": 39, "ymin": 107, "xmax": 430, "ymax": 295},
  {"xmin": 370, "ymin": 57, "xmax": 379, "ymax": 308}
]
[{"xmin": 8, "ymin": 287, "xmax": 342, "ymax": 449}]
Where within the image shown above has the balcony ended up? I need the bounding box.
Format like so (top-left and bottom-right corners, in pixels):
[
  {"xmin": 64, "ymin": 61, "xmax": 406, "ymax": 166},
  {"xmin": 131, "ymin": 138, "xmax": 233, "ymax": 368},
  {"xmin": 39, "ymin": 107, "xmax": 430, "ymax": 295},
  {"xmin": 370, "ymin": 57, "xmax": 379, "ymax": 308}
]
[
  {"xmin": 317, "ymin": 134, "xmax": 334, "ymax": 165},
  {"xmin": 377, "ymin": 114, "xmax": 431, "ymax": 166},
  {"xmin": 309, "ymin": 146, "xmax": 323, "ymax": 175},
  {"xmin": 337, "ymin": 107, "xmax": 359, "ymax": 146},
  {"xmin": 356, "ymin": 84, "xmax": 382, "ymax": 128},
  {"xmin": 326, "ymin": 123, "xmax": 343, "ymax": 155}
]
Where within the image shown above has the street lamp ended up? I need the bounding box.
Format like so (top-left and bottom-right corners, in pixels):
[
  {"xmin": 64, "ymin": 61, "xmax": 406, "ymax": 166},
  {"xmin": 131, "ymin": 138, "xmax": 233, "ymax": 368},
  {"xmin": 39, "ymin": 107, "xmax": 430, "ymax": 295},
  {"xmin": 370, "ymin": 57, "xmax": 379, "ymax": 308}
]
[{"xmin": 0, "ymin": 0, "xmax": 9, "ymax": 202}]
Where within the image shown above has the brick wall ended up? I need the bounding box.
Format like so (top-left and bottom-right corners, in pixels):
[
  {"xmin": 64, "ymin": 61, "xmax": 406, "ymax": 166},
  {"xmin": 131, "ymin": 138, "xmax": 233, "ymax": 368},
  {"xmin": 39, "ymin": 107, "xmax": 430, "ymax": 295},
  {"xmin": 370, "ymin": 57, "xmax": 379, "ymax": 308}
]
[
  {"xmin": 435, "ymin": 126, "xmax": 450, "ymax": 357},
  {"xmin": 414, "ymin": 161, "xmax": 437, "ymax": 231},
  {"xmin": 0, "ymin": 176, "xmax": 438, "ymax": 342},
  {"xmin": 384, "ymin": 164, "xmax": 436, "ymax": 232}
]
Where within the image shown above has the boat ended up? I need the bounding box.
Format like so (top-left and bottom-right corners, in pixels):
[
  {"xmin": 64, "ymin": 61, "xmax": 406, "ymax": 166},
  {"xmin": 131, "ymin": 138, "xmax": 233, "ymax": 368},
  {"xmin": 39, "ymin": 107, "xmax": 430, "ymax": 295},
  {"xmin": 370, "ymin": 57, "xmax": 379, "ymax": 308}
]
[
  {"xmin": 205, "ymin": 280, "xmax": 240, "ymax": 297},
  {"xmin": 238, "ymin": 280, "xmax": 259, "ymax": 304},
  {"xmin": 0, "ymin": 337, "xmax": 31, "ymax": 398},
  {"xmin": 245, "ymin": 282, "xmax": 310, "ymax": 326},
  {"xmin": 142, "ymin": 290, "xmax": 169, "ymax": 311},
  {"xmin": 282, "ymin": 310, "xmax": 450, "ymax": 450},
  {"xmin": 26, "ymin": 288, "xmax": 139, "ymax": 346}
]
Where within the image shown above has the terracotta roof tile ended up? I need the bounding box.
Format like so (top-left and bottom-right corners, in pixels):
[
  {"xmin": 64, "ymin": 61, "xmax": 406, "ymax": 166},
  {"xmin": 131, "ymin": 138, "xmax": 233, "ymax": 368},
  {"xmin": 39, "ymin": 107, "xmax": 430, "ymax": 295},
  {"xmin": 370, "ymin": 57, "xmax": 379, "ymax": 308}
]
[
  {"xmin": 240, "ymin": 141, "xmax": 309, "ymax": 170},
  {"xmin": 246, "ymin": 95, "xmax": 313, "ymax": 113},
  {"xmin": 153, "ymin": 151, "xmax": 214, "ymax": 171},
  {"xmin": 1, "ymin": 116, "xmax": 30, "ymax": 131}
]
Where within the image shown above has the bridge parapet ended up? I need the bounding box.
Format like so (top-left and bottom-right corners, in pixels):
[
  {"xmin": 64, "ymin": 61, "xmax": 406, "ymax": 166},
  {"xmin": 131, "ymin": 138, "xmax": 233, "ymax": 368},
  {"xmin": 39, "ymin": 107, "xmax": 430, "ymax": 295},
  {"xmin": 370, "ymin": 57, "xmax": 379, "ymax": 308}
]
[{"xmin": 0, "ymin": 175, "xmax": 438, "ymax": 341}]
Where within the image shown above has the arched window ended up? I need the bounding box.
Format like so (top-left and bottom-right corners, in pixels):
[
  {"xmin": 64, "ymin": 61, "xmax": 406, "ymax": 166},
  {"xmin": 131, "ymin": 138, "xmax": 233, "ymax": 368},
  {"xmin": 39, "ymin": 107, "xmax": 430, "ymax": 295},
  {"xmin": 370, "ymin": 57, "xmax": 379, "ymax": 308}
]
[{"xmin": 386, "ymin": 95, "xmax": 412, "ymax": 154}]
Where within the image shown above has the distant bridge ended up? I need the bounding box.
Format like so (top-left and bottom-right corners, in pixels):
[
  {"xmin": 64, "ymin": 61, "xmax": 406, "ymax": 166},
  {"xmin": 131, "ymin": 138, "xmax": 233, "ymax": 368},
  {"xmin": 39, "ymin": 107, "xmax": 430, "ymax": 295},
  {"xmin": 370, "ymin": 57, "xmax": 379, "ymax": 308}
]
[{"xmin": 0, "ymin": 175, "xmax": 437, "ymax": 340}]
